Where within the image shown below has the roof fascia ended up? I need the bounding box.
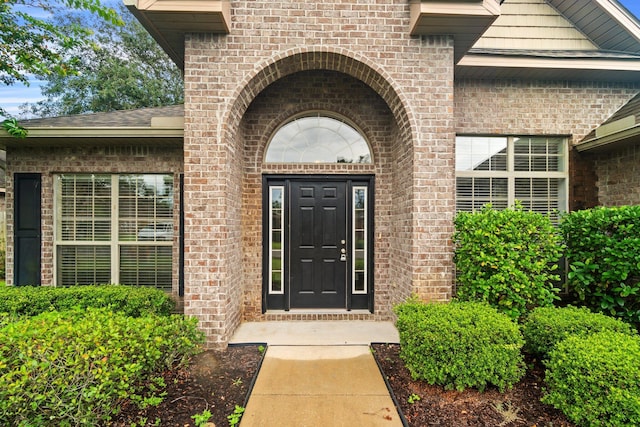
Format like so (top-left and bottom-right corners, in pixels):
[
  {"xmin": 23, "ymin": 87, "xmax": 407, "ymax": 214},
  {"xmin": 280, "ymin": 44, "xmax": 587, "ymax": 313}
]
[
  {"xmin": 576, "ymin": 124, "xmax": 640, "ymax": 152},
  {"xmin": 124, "ymin": 0, "xmax": 231, "ymax": 71},
  {"xmin": 458, "ymin": 53, "xmax": 640, "ymax": 72},
  {"xmin": 0, "ymin": 127, "xmax": 183, "ymax": 139}
]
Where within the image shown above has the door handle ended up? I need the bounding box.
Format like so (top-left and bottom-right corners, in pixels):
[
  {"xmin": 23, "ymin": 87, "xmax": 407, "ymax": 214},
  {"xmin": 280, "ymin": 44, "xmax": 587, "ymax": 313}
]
[{"xmin": 340, "ymin": 254, "xmax": 347, "ymax": 261}]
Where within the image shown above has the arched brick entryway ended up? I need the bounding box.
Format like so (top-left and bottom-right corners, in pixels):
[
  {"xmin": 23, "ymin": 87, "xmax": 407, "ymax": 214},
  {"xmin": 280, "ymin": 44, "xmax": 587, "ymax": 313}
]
[
  {"xmin": 230, "ymin": 49, "xmax": 417, "ymax": 319},
  {"xmin": 183, "ymin": 43, "xmax": 455, "ymax": 348}
]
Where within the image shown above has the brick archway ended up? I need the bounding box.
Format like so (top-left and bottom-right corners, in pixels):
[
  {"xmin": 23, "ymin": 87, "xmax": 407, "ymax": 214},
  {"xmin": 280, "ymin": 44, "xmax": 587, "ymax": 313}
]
[
  {"xmin": 224, "ymin": 47, "xmax": 416, "ymax": 156},
  {"xmin": 226, "ymin": 50, "xmax": 420, "ymax": 322}
]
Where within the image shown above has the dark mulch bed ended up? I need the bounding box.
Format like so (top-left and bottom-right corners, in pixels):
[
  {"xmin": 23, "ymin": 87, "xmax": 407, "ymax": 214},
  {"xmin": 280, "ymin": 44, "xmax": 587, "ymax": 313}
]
[
  {"xmin": 108, "ymin": 344, "xmax": 264, "ymax": 427},
  {"xmin": 110, "ymin": 343, "xmax": 575, "ymax": 426},
  {"xmin": 372, "ymin": 343, "xmax": 576, "ymax": 427}
]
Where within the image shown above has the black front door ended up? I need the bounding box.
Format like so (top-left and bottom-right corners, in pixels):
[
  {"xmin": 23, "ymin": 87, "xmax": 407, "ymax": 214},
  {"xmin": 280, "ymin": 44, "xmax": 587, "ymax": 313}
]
[
  {"xmin": 289, "ymin": 181, "xmax": 347, "ymax": 308},
  {"xmin": 263, "ymin": 176, "xmax": 374, "ymax": 312}
]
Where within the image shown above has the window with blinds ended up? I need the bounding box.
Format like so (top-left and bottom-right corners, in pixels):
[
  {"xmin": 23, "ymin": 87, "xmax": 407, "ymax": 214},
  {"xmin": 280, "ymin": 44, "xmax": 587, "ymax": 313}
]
[
  {"xmin": 455, "ymin": 136, "xmax": 567, "ymax": 221},
  {"xmin": 55, "ymin": 174, "xmax": 174, "ymax": 290}
]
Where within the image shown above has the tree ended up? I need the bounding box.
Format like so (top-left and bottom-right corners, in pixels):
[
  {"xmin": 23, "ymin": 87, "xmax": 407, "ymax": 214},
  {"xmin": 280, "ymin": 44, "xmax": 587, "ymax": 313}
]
[
  {"xmin": 1, "ymin": 0, "xmax": 121, "ymax": 134},
  {"xmin": 20, "ymin": 1, "xmax": 183, "ymax": 117}
]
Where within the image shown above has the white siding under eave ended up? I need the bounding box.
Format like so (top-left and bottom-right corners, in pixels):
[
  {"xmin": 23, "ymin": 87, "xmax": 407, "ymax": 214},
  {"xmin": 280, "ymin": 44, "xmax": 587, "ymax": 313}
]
[{"xmin": 473, "ymin": 0, "xmax": 598, "ymax": 50}]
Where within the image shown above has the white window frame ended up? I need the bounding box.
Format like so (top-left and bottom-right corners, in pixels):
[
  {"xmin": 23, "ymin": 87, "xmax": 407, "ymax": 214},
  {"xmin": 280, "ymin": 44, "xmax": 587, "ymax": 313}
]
[
  {"xmin": 53, "ymin": 174, "xmax": 173, "ymax": 287},
  {"xmin": 268, "ymin": 185, "xmax": 285, "ymax": 295},
  {"xmin": 455, "ymin": 136, "xmax": 569, "ymax": 215},
  {"xmin": 352, "ymin": 186, "xmax": 368, "ymax": 295},
  {"xmin": 264, "ymin": 111, "xmax": 373, "ymax": 164}
]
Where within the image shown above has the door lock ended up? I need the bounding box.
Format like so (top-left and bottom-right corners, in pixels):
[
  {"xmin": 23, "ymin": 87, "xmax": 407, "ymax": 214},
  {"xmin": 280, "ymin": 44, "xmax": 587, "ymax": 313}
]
[{"xmin": 340, "ymin": 254, "xmax": 347, "ymax": 261}]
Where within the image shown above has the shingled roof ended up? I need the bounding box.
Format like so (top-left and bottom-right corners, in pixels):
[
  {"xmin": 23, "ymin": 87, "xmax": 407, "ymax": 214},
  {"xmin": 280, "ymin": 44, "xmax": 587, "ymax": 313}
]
[
  {"xmin": 0, "ymin": 105, "xmax": 184, "ymax": 149},
  {"xmin": 19, "ymin": 104, "xmax": 184, "ymax": 128}
]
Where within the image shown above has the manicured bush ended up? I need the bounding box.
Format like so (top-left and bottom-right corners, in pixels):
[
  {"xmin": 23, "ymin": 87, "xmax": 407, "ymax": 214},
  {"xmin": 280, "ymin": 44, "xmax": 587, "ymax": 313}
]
[
  {"xmin": 0, "ymin": 284, "xmax": 175, "ymax": 317},
  {"xmin": 0, "ymin": 308, "xmax": 204, "ymax": 426},
  {"xmin": 522, "ymin": 305, "xmax": 636, "ymax": 357},
  {"xmin": 394, "ymin": 299, "xmax": 525, "ymax": 392},
  {"xmin": 543, "ymin": 331, "xmax": 640, "ymax": 427},
  {"xmin": 454, "ymin": 203, "xmax": 564, "ymax": 320},
  {"xmin": 560, "ymin": 205, "xmax": 640, "ymax": 324}
]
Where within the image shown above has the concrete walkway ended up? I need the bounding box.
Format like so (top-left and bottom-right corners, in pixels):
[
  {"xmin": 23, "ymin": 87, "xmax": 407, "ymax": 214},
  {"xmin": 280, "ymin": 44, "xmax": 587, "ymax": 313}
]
[{"xmin": 230, "ymin": 321, "xmax": 403, "ymax": 427}]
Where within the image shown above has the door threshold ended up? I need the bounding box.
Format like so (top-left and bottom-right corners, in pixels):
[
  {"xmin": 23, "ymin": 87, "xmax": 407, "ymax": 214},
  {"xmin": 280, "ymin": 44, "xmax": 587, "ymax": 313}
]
[{"xmin": 266, "ymin": 309, "xmax": 372, "ymax": 315}]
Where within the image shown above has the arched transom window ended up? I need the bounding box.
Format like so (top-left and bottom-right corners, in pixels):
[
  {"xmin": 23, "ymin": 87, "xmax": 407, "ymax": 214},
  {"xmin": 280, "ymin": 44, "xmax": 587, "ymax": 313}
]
[{"xmin": 265, "ymin": 113, "xmax": 372, "ymax": 164}]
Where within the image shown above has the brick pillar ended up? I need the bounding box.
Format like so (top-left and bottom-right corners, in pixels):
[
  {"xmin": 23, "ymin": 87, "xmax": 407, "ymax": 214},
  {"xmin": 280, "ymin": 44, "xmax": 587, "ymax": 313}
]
[
  {"xmin": 410, "ymin": 36, "xmax": 456, "ymax": 302},
  {"xmin": 182, "ymin": 35, "xmax": 244, "ymax": 349}
]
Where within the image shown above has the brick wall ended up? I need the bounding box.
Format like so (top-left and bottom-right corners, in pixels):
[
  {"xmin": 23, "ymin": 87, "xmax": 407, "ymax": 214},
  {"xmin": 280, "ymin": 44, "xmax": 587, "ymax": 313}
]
[
  {"xmin": 592, "ymin": 143, "xmax": 640, "ymax": 206},
  {"xmin": 5, "ymin": 145, "xmax": 183, "ymax": 291},
  {"xmin": 182, "ymin": 0, "xmax": 456, "ymax": 347},
  {"xmin": 570, "ymin": 150, "xmax": 599, "ymax": 210}
]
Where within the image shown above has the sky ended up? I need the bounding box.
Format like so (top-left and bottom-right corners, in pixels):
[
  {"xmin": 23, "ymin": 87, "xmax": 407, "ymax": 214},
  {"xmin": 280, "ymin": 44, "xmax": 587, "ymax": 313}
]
[
  {"xmin": 621, "ymin": 0, "xmax": 640, "ymax": 21},
  {"xmin": 1, "ymin": 0, "xmax": 640, "ymax": 119}
]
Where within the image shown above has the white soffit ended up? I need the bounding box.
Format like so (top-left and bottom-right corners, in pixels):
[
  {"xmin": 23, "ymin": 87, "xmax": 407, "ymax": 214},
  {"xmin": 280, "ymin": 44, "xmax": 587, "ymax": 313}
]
[
  {"xmin": 456, "ymin": 55, "xmax": 640, "ymax": 81},
  {"xmin": 410, "ymin": 0, "xmax": 501, "ymax": 62},
  {"xmin": 124, "ymin": 0, "xmax": 231, "ymax": 70}
]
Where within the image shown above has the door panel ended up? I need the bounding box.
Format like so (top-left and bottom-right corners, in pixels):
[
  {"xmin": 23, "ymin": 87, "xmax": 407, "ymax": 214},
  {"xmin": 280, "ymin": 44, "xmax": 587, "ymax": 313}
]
[{"xmin": 289, "ymin": 181, "xmax": 347, "ymax": 308}]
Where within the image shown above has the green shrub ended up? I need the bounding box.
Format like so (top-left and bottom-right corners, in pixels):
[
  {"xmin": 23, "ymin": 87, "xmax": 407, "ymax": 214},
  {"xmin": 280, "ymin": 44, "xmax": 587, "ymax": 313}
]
[
  {"xmin": 454, "ymin": 203, "xmax": 563, "ymax": 320},
  {"xmin": 522, "ymin": 305, "xmax": 636, "ymax": 357},
  {"xmin": 0, "ymin": 308, "xmax": 204, "ymax": 426},
  {"xmin": 0, "ymin": 244, "xmax": 5, "ymax": 280},
  {"xmin": 0, "ymin": 284, "xmax": 175, "ymax": 317},
  {"xmin": 394, "ymin": 299, "xmax": 525, "ymax": 392},
  {"xmin": 543, "ymin": 331, "xmax": 640, "ymax": 427},
  {"xmin": 560, "ymin": 205, "xmax": 640, "ymax": 324}
]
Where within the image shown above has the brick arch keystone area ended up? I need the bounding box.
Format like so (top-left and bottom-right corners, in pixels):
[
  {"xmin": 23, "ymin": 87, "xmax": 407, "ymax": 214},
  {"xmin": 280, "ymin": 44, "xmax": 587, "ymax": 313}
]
[{"xmin": 223, "ymin": 47, "xmax": 417, "ymax": 154}]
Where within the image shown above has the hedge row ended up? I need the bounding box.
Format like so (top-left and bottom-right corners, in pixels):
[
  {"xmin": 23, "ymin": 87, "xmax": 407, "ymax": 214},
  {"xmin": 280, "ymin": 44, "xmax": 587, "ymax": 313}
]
[
  {"xmin": 521, "ymin": 306, "xmax": 640, "ymax": 426},
  {"xmin": 0, "ymin": 308, "xmax": 204, "ymax": 426},
  {"xmin": 454, "ymin": 205, "xmax": 640, "ymax": 326},
  {"xmin": 0, "ymin": 285, "xmax": 175, "ymax": 318},
  {"xmin": 396, "ymin": 300, "xmax": 640, "ymax": 426}
]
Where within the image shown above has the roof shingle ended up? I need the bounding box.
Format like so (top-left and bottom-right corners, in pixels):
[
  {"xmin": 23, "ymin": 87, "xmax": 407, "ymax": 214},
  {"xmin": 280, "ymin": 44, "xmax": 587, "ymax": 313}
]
[{"xmin": 20, "ymin": 104, "xmax": 184, "ymax": 128}]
